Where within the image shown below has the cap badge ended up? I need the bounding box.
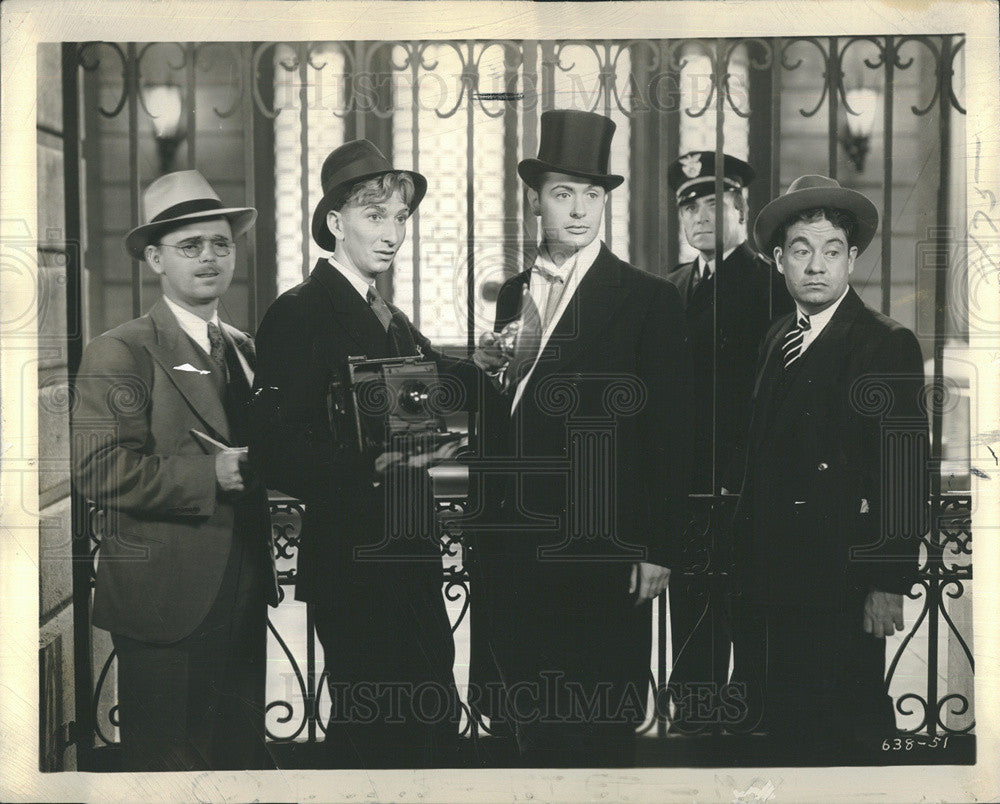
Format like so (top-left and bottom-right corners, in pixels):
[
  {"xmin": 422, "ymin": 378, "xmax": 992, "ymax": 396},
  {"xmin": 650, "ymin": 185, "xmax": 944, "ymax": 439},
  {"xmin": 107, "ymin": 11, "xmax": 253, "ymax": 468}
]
[{"xmin": 680, "ymin": 153, "xmax": 702, "ymax": 179}]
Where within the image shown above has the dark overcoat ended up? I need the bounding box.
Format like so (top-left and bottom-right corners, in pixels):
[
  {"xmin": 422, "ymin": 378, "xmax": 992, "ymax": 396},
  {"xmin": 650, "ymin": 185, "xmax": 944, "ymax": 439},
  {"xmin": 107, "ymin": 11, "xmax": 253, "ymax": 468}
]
[
  {"xmin": 665, "ymin": 242, "xmax": 793, "ymax": 492},
  {"xmin": 730, "ymin": 287, "xmax": 927, "ymax": 748},
  {"xmin": 663, "ymin": 242, "xmax": 792, "ymax": 727},
  {"xmin": 250, "ymin": 259, "xmax": 478, "ymax": 764}
]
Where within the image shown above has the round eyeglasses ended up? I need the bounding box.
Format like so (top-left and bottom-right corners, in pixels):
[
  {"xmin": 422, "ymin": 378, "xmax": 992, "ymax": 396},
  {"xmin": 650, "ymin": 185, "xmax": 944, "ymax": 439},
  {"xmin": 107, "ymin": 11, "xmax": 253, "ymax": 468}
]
[{"xmin": 157, "ymin": 237, "xmax": 234, "ymax": 258}]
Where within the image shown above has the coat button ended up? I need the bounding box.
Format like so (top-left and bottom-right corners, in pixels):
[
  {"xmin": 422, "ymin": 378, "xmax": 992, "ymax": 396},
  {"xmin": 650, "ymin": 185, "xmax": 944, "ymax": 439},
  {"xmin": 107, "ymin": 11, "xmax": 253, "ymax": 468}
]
[{"xmin": 817, "ymin": 462, "xmax": 829, "ymax": 471}]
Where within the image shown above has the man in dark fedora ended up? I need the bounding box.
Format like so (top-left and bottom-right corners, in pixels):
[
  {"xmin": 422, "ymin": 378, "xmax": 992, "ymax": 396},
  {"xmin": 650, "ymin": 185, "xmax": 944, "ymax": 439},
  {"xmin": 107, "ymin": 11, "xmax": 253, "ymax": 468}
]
[
  {"xmin": 663, "ymin": 151, "xmax": 792, "ymax": 734},
  {"xmin": 731, "ymin": 175, "xmax": 928, "ymax": 759},
  {"xmin": 470, "ymin": 109, "xmax": 690, "ymax": 766},
  {"xmin": 72, "ymin": 170, "xmax": 279, "ymax": 770},
  {"xmin": 250, "ymin": 140, "xmax": 492, "ymax": 768}
]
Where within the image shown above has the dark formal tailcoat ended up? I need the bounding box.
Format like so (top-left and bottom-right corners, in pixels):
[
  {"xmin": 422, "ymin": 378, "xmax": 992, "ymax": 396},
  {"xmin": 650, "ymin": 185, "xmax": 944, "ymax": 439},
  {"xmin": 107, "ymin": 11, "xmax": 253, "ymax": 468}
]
[
  {"xmin": 666, "ymin": 242, "xmax": 793, "ymax": 492},
  {"xmin": 73, "ymin": 298, "xmax": 278, "ymax": 644},
  {"xmin": 471, "ymin": 243, "xmax": 690, "ymax": 735},
  {"xmin": 731, "ymin": 287, "xmax": 927, "ymax": 743}
]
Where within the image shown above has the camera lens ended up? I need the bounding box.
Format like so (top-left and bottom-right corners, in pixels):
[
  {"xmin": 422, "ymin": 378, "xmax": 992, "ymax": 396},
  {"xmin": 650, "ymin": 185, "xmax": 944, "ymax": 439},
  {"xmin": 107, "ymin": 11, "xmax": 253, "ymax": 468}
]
[{"xmin": 399, "ymin": 380, "xmax": 430, "ymax": 415}]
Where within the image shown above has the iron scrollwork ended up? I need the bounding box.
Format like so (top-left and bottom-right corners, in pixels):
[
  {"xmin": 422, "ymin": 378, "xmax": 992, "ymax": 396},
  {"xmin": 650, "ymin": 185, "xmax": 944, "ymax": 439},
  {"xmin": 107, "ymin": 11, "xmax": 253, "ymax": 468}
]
[{"xmin": 71, "ymin": 35, "xmax": 971, "ymax": 758}]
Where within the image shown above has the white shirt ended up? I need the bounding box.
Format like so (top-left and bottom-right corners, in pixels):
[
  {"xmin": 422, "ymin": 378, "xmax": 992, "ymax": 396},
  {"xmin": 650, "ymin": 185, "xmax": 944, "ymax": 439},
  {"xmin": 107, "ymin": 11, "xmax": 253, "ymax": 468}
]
[
  {"xmin": 696, "ymin": 244, "xmax": 738, "ymax": 280},
  {"xmin": 163, "ymin": 295, "xmax": 253, "ymax": 383},
  {"xmin": 511, "ymin": 236, "xmax": 603, "ymax": 412},
  {"xmin": 328, "ymin": 255, "xmax": 375, "ymax": 300},
  {"xmin": 798, "ymin": 285, "xmax": 850, "ymax": 354}
]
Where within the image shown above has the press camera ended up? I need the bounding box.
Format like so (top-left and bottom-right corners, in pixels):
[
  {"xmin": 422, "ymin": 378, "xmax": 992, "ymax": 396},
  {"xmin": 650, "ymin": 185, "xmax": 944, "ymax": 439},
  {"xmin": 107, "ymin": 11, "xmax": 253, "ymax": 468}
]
[{"xmin": 327, "ymin": 355, "xmax": 465, "ymax": 455}]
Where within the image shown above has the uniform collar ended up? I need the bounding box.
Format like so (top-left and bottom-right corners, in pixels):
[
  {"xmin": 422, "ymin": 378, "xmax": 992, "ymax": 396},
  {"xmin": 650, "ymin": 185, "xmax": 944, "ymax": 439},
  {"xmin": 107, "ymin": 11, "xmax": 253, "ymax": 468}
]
[{"xmin": 697, "ymin": 243, "xmax": 740, "ymax": 279}]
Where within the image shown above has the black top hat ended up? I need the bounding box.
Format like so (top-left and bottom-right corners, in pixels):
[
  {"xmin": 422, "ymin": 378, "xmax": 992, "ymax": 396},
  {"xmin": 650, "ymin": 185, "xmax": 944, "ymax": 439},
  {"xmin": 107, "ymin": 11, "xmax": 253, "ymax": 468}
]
[
  {"xmin": 518, "ymin": 109, "xmax": 624, "ymax": 191},
  {"xmin": 667, "ymin": 151, "xmax": 755, "ymax": 205},
  {"xmin": 311, "ymin": 139, "xmax": 427, "ymax": 252},
  {"xmin": 753, "ymin": 174, "xmax": 879, "ymax": 260}
]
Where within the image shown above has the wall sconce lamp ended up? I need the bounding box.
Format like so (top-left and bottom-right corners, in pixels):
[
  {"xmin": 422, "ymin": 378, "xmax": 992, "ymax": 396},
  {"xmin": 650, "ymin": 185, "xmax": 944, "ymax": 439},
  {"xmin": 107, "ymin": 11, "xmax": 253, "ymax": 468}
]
[
  {"xmin": 142, "ymin": 83, "xmax": 186, "ymax": 175},
  {"xmin": 841, "ymin": 87, "xmax": 880, "ymax": 173}
]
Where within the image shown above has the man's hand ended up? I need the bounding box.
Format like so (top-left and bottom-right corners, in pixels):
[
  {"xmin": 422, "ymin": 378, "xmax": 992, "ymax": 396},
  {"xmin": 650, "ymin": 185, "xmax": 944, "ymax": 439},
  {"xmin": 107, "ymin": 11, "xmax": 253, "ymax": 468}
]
[
  {"xmin": 373, "ymin": 451, "xmax": 406, "ymax": 482},
  {"xmin": 862, "ymin": 589, "xmax": 904, "ymax": 638},
  {"xmin": 472, "ymin": 330, "xmax": 510, "ymax": 374},
  {"xmin": 406, "ymin": 438, "xmax": 465, "ymax": 469},
  {"xmin": 373, "ymin": 440, "xmax": 465, "ymax": 484},
  {"xmin": 215, "ymin": 447, "xmax": 248, "ymax": 493},
  {"xmin": 629, "ymin": 562, "xmax": 671, "ymax": 605}
]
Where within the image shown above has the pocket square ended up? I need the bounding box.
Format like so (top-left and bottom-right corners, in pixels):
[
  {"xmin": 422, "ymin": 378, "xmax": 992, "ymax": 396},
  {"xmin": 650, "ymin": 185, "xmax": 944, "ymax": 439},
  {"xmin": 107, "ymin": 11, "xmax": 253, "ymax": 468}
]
[{"xmin": 173, "ymin": 363, "xmax": 211, "ymax": 375}]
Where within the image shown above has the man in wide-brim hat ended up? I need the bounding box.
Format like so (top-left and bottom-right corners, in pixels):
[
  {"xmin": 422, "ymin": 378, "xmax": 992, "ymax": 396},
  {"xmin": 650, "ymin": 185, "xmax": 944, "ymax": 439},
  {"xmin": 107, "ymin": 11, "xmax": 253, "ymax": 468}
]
[
  {"xmin": 250, "ymin": 139, "xmax": 490, "ymax": 768},
  {"xmin": 471, "ymin": 109, "xmax": 691, "ymax": 767},
  {"xmin": 72, "ymin": 170, "xmax": 279, "ymax": 770},
  {"xmin": 730, "ymin": 175, "xmax": 927, "ymax": 759}
]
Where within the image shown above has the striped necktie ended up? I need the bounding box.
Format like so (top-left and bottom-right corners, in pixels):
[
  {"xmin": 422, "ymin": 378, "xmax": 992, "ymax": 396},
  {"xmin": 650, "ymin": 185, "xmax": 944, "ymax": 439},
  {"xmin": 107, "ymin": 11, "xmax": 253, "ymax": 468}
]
[{"xmin": 782, "ymin": 313, "xmax": 812, "ymax": 370}]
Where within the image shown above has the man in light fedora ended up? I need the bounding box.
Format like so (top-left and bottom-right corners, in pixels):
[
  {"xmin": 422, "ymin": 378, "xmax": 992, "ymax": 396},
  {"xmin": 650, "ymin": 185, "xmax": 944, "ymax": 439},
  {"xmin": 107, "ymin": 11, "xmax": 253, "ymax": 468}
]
[
  {"xmin": 663, "ymin": 150, "xmax": 792, "ymax": 735},
  {"xmin": 470, "ymin": 109, "xmax": 690, "ymax": 766},
  {"xmin": 730, "ymin": 175, "xmax": 928, "ymax": 758},
  {"xmin": 251, "ymin": 139, "xmax": 490, "ymax": 768},
  {"xmin": 72, "ymin": 170, "xmax": 279, "ymax": 770}
]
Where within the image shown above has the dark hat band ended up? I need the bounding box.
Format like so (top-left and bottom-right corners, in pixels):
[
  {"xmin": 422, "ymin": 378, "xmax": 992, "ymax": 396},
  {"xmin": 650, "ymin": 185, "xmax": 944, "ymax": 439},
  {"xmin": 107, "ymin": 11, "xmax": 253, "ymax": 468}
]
[
  {"xmin": 150, "ymin": 198, "xmax": 224, "ymax": 224},
  {"xmin": 677, "ymin": 177, "xmax": 743, "ymax": 203}
]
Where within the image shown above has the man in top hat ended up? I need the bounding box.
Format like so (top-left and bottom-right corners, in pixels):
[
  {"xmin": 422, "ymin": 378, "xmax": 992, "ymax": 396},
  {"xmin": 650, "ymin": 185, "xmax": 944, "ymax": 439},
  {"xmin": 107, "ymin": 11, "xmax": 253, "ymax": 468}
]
[
  {"xmin": 71, "ymin": 170, "xmax": 279, "ymax": 771},
  {"xmin": 470, "ymin": 109, "xmax": 690, "ymax": 766},
  {"xmin": 663, "ymin": 151, "xmax": 792, "ymax": 734},
  {"xmin": 731, "ymin": 175, "xmax": 928, "ymax": 759},
  {"xmin": 250, "ymin": 139, "xmax": 491, "ymax": 768}
]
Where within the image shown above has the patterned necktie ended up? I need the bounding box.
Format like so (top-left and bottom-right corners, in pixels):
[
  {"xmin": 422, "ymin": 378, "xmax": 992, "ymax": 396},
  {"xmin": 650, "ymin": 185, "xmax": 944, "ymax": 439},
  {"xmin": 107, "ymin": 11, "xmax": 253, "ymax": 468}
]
[
  {"xmin": 367, "ymin": 285, "xmax": 394, "ymax": 331},
  {"xmin": 367, "ymin": 284, "xmax": 417, "ymax": 356},
  {"xmin": 207, "ymin": 321, "xmax": 228, "ymax": 381},
  {"xmin": 534, "ymin": 264, "xmax": 567, "ymax": 330},
  {"xmin": 506, "ymin": 285, "xmax": 544, "ymax": 391},
  {"xmin": 782, "ymin": 313, "xmax": 812, "ymax": 370},
  {"xmin": 208, "ymin": 320, "xmax": 251, "ymax": 443}
]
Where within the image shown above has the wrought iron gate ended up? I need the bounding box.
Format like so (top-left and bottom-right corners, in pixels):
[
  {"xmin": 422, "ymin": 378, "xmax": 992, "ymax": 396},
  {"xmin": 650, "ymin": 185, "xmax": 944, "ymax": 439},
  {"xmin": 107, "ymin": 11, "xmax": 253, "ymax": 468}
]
[{"xmin": 60, "ymin": 35, "xmax": 973, "ymax": 768}]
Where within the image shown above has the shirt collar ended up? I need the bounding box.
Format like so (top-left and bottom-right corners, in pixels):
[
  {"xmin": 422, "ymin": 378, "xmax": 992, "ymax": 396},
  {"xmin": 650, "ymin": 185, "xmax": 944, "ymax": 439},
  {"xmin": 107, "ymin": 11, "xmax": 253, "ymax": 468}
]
[
  {"xmin": 534, "ymin": 236, "xmax": 602, "ymax": 283},
  {"xmin": 796, "ymin": 284, "xmax": 850, "ymax": 332},
  {"xmin": 328, "ymin": 255, "xmax": 374, "ymax": 300},
  {"xmin": 163, "ymin": 295, "xmax": 220, "ymax": 331},
  {"xmin": 699, "ymin": 243, "xmax": 739, "ymax": 278}
]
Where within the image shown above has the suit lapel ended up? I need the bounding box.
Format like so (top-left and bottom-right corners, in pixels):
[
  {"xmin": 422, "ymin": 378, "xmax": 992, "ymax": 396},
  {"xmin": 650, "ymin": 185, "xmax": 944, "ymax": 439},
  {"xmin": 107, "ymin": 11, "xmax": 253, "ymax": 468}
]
[
  {"xmin": 496, "ymin": 270, "xmax": 530, "ymax": 332},
  {"xmin": 386, "ymin": 304, "xmax": 418, "ymax": 356},
  {"xmin": 528, "ymin": 243, "xmax": 626, "ymax": 383},
  {"xmin": 749, "ymin": 314, "xmax": 793, "ymax": 452},
  {"xmin": 222, "ymin": 323, "xmax": 255, "ymax": 386},
  {"xmin": 311, "ymin": 258, "xmax": 391, "ymax": 358},
  {"xmin": 714, "ymin": 243, "xmax": 752, "ymax": 291},
  {"xmin": 676, "ymin": 259, "xmax": 697, "ymax": 307},
  {"xmin": 768, "ymin": 289, "xmax": 865, "ymax": 439},
  {"xmin": 145, "ymin": 299, "xmax": 230, "ymax": 441}
]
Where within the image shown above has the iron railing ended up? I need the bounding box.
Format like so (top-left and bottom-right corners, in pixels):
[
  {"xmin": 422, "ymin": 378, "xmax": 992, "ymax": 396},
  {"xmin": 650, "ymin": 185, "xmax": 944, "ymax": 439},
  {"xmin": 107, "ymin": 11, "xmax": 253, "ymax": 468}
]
[{"xmin": 71, "ymin": 486, "xmax": 973, "ymax": 764}]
